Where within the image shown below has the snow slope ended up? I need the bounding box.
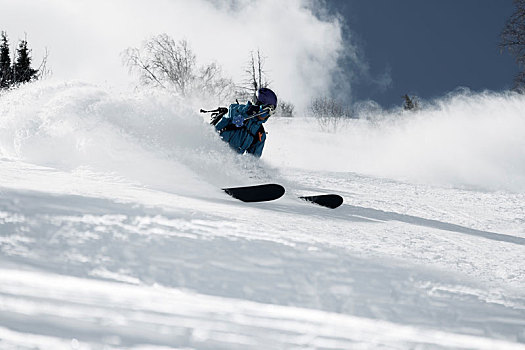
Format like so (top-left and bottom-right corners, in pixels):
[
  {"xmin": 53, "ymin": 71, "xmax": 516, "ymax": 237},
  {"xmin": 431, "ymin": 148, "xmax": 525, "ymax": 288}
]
[{"xmin": 0, "ymin": 81, "xmax": 524, "ymax": 349}]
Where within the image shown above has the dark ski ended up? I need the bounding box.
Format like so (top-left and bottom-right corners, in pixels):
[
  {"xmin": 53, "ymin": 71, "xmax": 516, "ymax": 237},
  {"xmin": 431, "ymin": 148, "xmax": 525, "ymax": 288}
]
[
  {"xmin": 223, "ymin": 184, "xmax": 285, "ymax": 203},
  {"xmin": 300, "ymin": 194, "xmax": 343, "ymax": 209}
]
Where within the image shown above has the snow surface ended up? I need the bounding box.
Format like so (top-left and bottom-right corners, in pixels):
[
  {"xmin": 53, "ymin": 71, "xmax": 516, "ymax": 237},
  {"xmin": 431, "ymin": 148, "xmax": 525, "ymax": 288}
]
[{"xmin": 0, "ymin": 81, "xmax": 524, "ymax": 349}]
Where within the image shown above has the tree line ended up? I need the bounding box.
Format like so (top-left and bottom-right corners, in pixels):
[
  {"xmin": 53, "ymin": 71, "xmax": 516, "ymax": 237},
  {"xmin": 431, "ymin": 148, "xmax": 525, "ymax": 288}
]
[
  {"xmin": 122, "ymin": 34, "xmax": 295, "ymax": 117},
  {"xmin": 121, "ymin": 34, "xmax": 359, "ymax": 128},
  {"xmin": 0, "ymin": 31, "xmax": 45, "ymax": 90},
  {"xmin": 3, "ymin": 0, "xmax": 524, "ymax": 123}
]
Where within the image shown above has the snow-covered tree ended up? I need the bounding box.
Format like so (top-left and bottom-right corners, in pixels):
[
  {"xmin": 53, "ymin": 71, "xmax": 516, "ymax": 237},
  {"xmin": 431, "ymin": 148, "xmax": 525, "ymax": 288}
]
[
  {"xmin": 308, "ymin": 96, "xmax": 353, "ymax": 132},
  {"xmin": 277, "ymin": 100, "xmax": 295, "ymax": 118},
  {"xmin": 122, "ymin": 34, "xmax": 235, "ymax": 103}
]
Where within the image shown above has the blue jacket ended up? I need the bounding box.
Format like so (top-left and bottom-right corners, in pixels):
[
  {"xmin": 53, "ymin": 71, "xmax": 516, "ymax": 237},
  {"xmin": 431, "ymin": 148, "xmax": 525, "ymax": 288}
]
[{"xmin": 215, "ymin": 101, "xmax": 269, "ymax": 157}]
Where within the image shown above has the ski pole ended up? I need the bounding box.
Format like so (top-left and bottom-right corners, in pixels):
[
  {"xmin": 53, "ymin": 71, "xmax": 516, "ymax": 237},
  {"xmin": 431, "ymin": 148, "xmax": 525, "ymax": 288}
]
[
  {"xmin": 200, "ymin": 107, "xmax": 227, "ymax": 114},
  {"xmin": 243, "ymin": 107, "xmax": 274, "ymax": 121}
]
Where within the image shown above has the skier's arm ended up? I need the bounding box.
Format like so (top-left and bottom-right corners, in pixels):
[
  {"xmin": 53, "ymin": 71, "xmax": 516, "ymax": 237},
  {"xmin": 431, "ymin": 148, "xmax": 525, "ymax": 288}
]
[{"xmin": 214, "ymin": 113, "xmax": 230, "ymax": 131}]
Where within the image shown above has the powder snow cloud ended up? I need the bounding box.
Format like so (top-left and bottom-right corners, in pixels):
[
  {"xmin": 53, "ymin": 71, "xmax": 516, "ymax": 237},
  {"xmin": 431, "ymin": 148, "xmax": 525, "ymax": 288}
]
[{"xmin": 0, "ymin": 0, "xmax": 363, "ymax": 110}]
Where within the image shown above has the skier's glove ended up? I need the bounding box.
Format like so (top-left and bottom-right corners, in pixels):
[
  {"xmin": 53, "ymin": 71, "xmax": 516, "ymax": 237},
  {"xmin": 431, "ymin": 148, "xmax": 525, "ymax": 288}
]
[{"xmin": 233, "ymin": 115, "xmax": 245, "ymax": 127}]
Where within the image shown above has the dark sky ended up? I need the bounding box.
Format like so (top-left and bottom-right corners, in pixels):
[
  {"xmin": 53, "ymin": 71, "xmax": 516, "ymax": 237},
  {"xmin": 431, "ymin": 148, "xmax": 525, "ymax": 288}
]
[{"xmin": 327, "ymin": 0, "xmax": 519, "ymax": 108}]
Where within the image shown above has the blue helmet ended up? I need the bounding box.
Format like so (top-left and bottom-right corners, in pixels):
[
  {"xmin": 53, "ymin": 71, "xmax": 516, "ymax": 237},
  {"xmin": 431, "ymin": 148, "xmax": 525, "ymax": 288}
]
[{"xmin": 256, "ymin": 88, "xmax": 277, "ymax": 108}]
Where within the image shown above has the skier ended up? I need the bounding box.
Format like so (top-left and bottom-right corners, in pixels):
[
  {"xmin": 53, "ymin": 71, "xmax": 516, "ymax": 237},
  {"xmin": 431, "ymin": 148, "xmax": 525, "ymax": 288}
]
[{"xmin": 211, "ymin": 88, "xmax": 277, "ymax": 158}]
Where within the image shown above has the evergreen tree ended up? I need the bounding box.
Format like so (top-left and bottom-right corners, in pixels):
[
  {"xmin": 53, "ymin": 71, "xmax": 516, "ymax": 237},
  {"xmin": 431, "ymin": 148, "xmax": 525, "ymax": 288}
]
[
  {"xmin": 0, "ymin": 31, "xmax": 11, "ymax": 89},
  {"xmin": 402, "ymin": 94, "xmax": 419, "ymax": 111},
  {"xmin": 13, "ymin": 39, "xmax": 38, "ymax": 85}
]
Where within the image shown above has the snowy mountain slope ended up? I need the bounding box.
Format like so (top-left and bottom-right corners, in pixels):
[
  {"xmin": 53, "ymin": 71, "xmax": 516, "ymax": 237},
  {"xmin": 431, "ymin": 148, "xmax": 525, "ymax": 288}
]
[
  {"xmin": 1, "ymin": 268, "xmax": 523, "ymax": 350},
  {"xmin": 1, "ymin": 81, "xmax": 524, "ymax": 349}
]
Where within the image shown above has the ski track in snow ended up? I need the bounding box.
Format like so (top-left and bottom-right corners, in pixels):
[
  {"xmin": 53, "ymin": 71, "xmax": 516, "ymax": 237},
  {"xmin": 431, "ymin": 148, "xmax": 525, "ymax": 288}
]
[
  {"xmin": 1, "ymin": 161, "xmax": 524, "ymax": 349},
  {"xmin": 1, "ymin": 82, "xmax": 525, "ymax": 349}
]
